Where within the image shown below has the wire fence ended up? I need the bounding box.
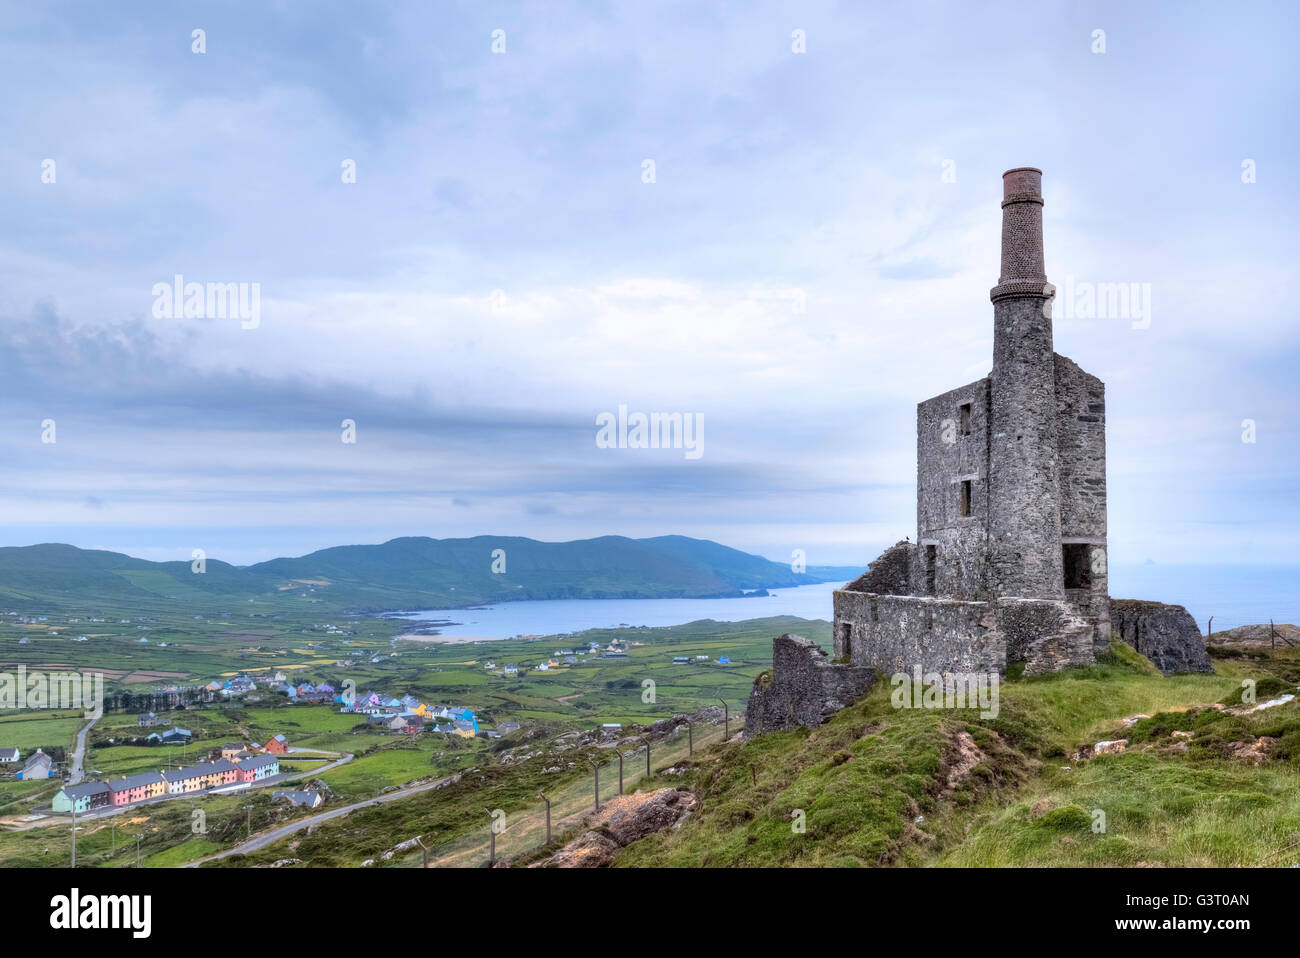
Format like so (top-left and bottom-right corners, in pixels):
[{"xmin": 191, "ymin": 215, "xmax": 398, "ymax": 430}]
[{"xmin": 408, "ymin": 715, "xmax": 739, "ymax": 867}]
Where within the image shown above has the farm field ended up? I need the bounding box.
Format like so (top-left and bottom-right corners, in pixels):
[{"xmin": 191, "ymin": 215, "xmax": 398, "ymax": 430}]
[{"xmin": 0, "ymin": 610, "xmax": 827, "ymax": 866}]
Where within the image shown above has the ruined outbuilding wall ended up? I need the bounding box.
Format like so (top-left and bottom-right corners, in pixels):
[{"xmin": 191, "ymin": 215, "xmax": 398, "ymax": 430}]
[
  {"xmin": 844, "ymin": 540, "xmax": 916, "ymax": 596},
  {"xmin": 834, "ymin": 589, "xmax": 1096, "ymax": 678},
  {"xmin": 997, "ymin": 597, "xmax": 1095, "ymax": 675},
  {"xmin": 743, "ymin": 634, "xmax": 875, "ymax": 737},
  {"xmin": 833, "ymin": 591, "xmax": 1005, "ymax": 676}
]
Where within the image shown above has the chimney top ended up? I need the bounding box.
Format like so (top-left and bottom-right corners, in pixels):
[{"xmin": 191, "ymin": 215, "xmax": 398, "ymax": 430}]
[
  {"xmin": 1001, "ymin": 167, "xmax": 1043, "ymax": 204},
  {"xmin": 991, "ymin": 167, "xmax": 1048, "ymax": 301}
]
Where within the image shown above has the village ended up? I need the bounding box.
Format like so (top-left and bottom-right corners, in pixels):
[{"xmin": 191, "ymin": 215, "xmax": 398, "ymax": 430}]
[{"xmin": 0, "ymin": 668, "xmax": 516, "ymax": 820}]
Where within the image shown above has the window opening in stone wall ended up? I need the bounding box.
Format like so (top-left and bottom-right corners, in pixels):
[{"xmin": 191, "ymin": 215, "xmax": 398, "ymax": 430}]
[
  {"xmin": 925, "ymin": 545, "xmax": 937, "ymax": 596},
  {"xmin": 959, "ymin": 402, "xmax": 971, "ymax": 436},
  {"xmin": 1063, "ymin": 543, "xmax": 1092, "ymax": 589},
  {"xmin": 959, "ymin": 479, "xmax": 972, "ymax": 517},
  {"xmin": 835, "ymin": 621, "xmax": 852, "ymax": 661}
]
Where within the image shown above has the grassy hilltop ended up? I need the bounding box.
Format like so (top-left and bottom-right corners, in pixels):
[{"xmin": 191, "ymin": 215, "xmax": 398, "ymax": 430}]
[{"xmin": 617, "ymin": 640, "xmax": 1300, "ymax": 868}]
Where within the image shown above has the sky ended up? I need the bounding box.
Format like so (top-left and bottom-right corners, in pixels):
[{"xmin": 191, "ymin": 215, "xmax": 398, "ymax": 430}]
[{"xmin": 0, "ymin": 1, "xmax": 1296, "ymax": 569}]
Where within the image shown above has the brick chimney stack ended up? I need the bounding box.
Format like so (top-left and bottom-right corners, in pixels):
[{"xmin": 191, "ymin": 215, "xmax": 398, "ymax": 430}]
[
  {"xmin": 987, "ymin": 166, "xmax": 1064, "ymax": 600},
  {"xmin": 991, "ymin": 167, "xmax": 1047, "ymax": 302}
]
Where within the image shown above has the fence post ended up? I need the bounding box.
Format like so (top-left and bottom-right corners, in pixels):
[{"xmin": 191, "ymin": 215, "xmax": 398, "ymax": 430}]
[
  {"xmin": 538, "ymin": 792, "xmax": 551, "ymax": 846},
  {"xmin": 641, "ymin": 735, "xmax": 651, "ymax": 778},
  {"xmin": 615, "ymin": 749, "xmax": 624, "ymax": 795},
  {"xmin": 592, "ymin": 762, "xmax": 600, "ymax": 812},
  {"xmin": 719, "ymin": 698, "xmax": 729, "ymax": 739},
  {"xmin": 686, "ymin": 719, "xmax": 693, "ymax": 757},
  {"xmin": 1206, "ymin": 615, "xmax": 1213, "ymax": 638},
  {"xmin": 486, "ymin": 809, "xmax": 496, "ymax": 865}
]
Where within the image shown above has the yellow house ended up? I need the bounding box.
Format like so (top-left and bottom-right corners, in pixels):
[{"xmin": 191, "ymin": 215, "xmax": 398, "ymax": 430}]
[{"xmin": 413, "ymin": 703, "xmax": 428, "ymax": 717}]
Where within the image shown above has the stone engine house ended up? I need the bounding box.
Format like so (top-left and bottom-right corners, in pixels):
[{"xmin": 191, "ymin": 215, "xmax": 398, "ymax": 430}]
[{"xmin": 834, "ymin": 167, "xmax": 1109, "ymax": 677}]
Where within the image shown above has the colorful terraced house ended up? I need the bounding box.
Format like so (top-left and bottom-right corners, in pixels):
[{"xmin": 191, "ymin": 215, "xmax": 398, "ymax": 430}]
[
  {"xmin": 52, "ymin": 781, "xmax": 111, "ymax": 813},
  {"xmin": 106, "ymin": 771, "xmax": 166, "ymax": 805},
  {"xmin": 52, "ymin": 753, "xmax": 282, "ymax": 813}
]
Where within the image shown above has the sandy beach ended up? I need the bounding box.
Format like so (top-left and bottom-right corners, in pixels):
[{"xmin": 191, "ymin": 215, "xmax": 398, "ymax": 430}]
[{"xmin": 394, "ymin": 632, "xmax": 518, "ymax": 644}]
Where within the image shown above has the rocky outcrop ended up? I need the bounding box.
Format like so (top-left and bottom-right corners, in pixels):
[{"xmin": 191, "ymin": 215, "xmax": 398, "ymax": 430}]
[
  {"xmin": 530, "ymin": 788, "xmax": 696, "ymax": 868},
  {"xmin": 534, "ymin": 830, "xmax": 621, "ymax": 868},
  {"xmin": 744, "ymin": 634, "xmax": 875, "ymax": 738},
  {"xmin": 1110, "ymin": 599, "xmax": 1212, "ymax": 674},
  {"xmin": 1207, "ymin": 623, "xmax": 1300, "ymax": 648},
  {"xmin": 844, "ymin": 540, "xmax": 915, "ymax": 595}
]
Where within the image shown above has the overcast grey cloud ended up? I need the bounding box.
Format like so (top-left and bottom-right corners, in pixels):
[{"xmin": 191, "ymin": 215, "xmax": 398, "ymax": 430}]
[{"xmin": 0, "ymin": 1, "xmax": 1296, "ymax": 568}]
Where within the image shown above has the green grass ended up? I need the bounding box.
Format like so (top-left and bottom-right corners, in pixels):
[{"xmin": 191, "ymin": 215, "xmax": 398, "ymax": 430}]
[
  {"xmin": 619, "ymin": 639, "xmax": 1300, "ymax": 868},
  {"xmin": 0, "ymin": 710, "xmax": 86, "ymax": 751},
  {"xmin": 933, "ymin": 753, "xmax": 1300, "ymax": 866}
]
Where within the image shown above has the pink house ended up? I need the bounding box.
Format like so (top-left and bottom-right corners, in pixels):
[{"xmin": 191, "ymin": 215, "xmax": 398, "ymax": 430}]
[{"xmin": 106, "ymin": 770, "xmax": 165, "ymax": 805}]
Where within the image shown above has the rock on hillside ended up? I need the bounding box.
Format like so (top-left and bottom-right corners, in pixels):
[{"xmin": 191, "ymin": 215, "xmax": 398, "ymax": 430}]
[
  {"xmin": 1207, "ymin": 622, "xmax": 1300, "ymax": 648},
  {"xmin": 1109, "ymin": 599, "xmax": 1212, "ymax": 674},
  {"xmin": 529, "ymin": 788, "xmax": 696, "ymax": 868}
]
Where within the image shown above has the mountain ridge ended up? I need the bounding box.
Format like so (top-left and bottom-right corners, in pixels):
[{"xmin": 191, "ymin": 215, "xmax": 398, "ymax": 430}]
[{"xmin": 0, "ymin": 536, "xmax": 863, "ymax": 613}]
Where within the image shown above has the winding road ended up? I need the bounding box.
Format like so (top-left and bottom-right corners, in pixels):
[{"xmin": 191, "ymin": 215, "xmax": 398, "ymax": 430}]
[
  {"xmin": 67, "ymin": 714, "xmax": 99, "ymax": 785},
  {"xmin": 182, "ymin": 772, "xmax": 459, "ymax": 866}
]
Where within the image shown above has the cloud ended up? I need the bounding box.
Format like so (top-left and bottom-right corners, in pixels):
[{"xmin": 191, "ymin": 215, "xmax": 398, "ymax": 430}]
[{"xmin": 0, "ymin": 1, "xmax": 1295, "ymax": 566}]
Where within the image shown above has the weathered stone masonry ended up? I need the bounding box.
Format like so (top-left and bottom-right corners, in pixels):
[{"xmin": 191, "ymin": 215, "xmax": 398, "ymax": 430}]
[
  {"xmin": 746, "ymin": 169, "xmax": 1208, "ymax": 737},
  {"xmin": 834, "ymin": 167, "xmax": 1110, "ymax": 680},
  {"xmin": 743, "ymin": 634, "xmax": 874, "ymax": 738}
]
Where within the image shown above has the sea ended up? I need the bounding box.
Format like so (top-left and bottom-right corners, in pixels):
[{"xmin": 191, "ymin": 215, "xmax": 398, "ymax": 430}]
[{"xmin": 394, "ymin": 564, "xmax": 1299, "ymax": 640}]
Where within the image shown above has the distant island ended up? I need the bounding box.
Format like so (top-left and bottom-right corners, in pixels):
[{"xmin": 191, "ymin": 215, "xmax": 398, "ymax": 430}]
[{"xmin": 0, "ymin": 535, "xmax": 863, "ymax": 614}]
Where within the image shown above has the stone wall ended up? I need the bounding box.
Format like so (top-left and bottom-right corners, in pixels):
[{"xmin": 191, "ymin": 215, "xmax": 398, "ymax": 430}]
[
  {"xmin": 1055, "ymin": 353, "xmax": 1110, "ymax": 654},
  {"xmin": 743, "ymin": 634, "xmax": 875, "ymax": 737},
  {"xmin": 1110, "ymin": 599, "xmax": 1212, "ymax": 674},
  {"xmin": 833, "ymin": 589, "xmax": 1099, "ymax": 677},
  {"xmin": 844, "ymin": 540, "xmax": 916, "ymax": 596},
  {"xmin": 996, "ymin": 597, "xmax": 1095, "ymax": 675},
  {"xmin": 833, "ymin": 591, "xmax": 1005, "ymax": 676},
  {"xmin": 988, "ymin": 295, "xmax": 1065, "ymax": 599},
  {"xmin": 916, "ymin": 377, "xmax": 991, "ymax": 600},
  {"xmin": 1054, "ymin": 354, "xmax": 1107, "ymax": 542}
]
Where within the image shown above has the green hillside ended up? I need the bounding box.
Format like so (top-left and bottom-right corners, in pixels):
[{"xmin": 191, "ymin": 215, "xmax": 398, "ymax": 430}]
[
  {"xmin": 0, "ymin": 535, "xmax": 854, "ymax": 613},
  {"xmin": 617, "ymin": 640, "xmax": 1300, "ymax": 868}
]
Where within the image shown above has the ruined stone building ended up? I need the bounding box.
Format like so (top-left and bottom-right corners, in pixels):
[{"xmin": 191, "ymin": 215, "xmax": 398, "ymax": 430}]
[
  {"xmin": 834, "ymin": 168, "xmax": 1109, "ymax": 677},
  {"xmin": 746, "ymin": 170, "xmax": 1217, "ymax": 735}
]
